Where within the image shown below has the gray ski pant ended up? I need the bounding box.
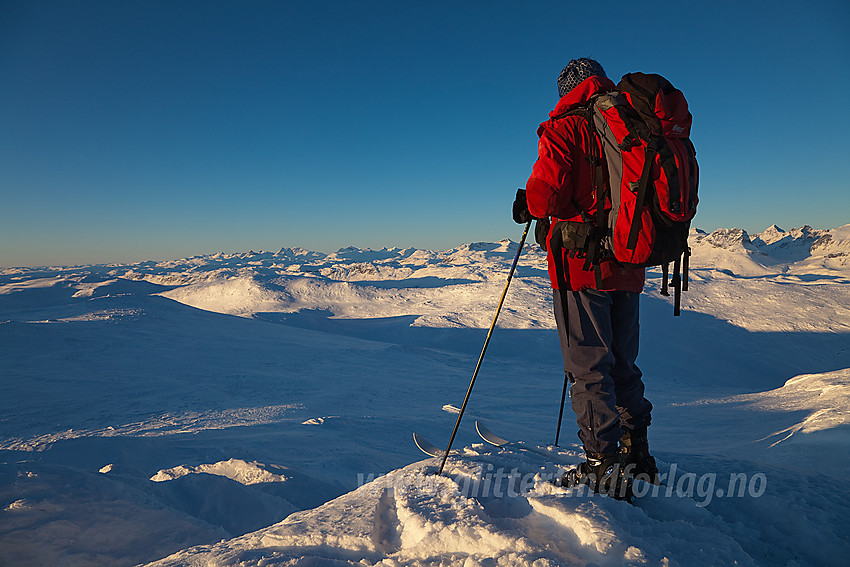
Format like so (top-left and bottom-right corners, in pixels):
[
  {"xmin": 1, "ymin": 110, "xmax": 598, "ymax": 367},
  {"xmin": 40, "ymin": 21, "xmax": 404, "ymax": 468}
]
[{"xmin": 553, "ymin": 288, "xmax": 652, "ymax": 455}]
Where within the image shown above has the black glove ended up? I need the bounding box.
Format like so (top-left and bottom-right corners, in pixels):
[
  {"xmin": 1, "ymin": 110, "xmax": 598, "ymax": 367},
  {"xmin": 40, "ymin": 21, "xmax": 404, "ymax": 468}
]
[{"xmin": 512, "ymin": 188, "xmax": 533, "ymax": 224}]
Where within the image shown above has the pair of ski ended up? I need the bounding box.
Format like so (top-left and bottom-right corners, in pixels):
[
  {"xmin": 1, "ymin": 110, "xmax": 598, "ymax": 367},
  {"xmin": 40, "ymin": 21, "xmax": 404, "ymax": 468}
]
[
  {"xmin": 414, "ymin": 422, "xmax": 580, "ymax": 492},
  {"xmin": 413, "ymin": 421, "xmax": 511, "ymax": 458},
  {"xmin": 414, "ymin": 423, "xmax": 642, "ymax": 504}
]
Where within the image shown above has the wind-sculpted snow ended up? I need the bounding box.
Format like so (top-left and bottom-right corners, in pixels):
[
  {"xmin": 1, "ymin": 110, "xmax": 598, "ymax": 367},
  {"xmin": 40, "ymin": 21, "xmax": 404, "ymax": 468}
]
[
  {"xmin": 681, "ymin": 369, "xmax": 850, "ymax": 442},
  {"xmin": 1, "ymin": 225, "xmax": 849, "ymax": 566},
  {"xmin": 146, "ymin": 448, "xmax": 847, "ymax": 566},
  {"xmin": 150, "ymin": 458, "xmax": 292, "ymax": 485},
  {"xmin": 0, "ymin": 404, "xmax": 302, "ymax": 452}
]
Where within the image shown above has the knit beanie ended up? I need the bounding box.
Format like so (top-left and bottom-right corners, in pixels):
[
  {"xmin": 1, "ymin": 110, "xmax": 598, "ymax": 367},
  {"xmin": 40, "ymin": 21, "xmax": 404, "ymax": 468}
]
[{"xmin": 557, "ymin": 58, "xmax": 607, "ymax": 98}]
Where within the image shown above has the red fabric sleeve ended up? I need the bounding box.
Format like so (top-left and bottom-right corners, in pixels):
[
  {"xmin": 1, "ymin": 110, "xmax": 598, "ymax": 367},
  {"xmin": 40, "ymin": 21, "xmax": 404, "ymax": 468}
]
[{"xmin": 525, "ymin": 123, "xmax": 581, "ymax": 220}]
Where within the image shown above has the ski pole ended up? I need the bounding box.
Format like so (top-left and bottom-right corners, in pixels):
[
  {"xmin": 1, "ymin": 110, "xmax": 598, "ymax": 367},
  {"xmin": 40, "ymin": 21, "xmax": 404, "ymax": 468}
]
[
  {"xmin": 437, "ymin": 220, "xmax": 532, "ymax": 476},
  {"xmin": 554, "ymin": 372, "xmax": 570, "ymax": 446}
]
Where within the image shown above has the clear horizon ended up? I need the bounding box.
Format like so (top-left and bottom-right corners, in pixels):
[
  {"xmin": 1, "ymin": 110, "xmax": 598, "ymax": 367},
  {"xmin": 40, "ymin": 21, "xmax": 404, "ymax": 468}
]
[{"xmin": 2, "ymin": 0, "xmax": 849, "ymax": 268}]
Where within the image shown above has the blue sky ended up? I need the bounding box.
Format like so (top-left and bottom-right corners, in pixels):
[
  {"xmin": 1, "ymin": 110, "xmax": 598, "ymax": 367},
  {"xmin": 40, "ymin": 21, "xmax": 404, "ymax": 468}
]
[{"xmin": 2, "ymin": 0, "xmax": 848, "ymax": 266}]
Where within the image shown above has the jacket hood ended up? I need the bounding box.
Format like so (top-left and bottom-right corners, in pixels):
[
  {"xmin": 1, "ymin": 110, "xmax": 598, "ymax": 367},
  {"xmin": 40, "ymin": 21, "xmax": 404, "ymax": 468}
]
[{"xmin": 549, "ymin": 75, "xmax": 616, "ymax": 118}]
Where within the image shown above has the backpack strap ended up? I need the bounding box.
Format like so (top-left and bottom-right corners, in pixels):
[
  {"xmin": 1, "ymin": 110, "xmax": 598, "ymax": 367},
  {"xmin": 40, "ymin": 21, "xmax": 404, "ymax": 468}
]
[
  {"xmin": 554, "ymin": 98, "xmax": 607, "ymax": 289},
  {"xmin": 625, "ymin": 142, "xmax": 657, "ymax": 251},
  {"xmin": 672, "ymin": 256, "xmax": 682, "ymax": 317},
  {"xmin": 660, "ymin": 249, "xmax": 688, "ymax": 316},
  {"xmin": 583, "ymin": 99, "xmax": 606, "ymax": 289}
]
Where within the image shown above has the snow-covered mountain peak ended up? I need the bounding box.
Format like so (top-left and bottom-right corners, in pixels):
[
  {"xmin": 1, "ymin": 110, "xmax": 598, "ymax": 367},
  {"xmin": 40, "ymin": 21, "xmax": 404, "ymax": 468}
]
[
  {"xmin": 275, "ymin": 247, "xmax": 326, "ymax": 261},
  {"xmin": 832, "ymin": 222, "xmax": 850, "ymax": 240},
  {"xmin": 694, "ymin": 227, "xmax": 755, "ymax": 251},
  {"xmin": 751, "ymin": 224, "xmax": 786, "ymax": 247}
]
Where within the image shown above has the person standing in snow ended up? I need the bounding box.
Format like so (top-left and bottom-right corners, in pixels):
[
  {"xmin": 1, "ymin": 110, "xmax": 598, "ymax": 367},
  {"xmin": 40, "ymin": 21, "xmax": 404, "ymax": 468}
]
[{"xmin": 513, "ymin": 58, "xmax": 658, "ymax": 498}]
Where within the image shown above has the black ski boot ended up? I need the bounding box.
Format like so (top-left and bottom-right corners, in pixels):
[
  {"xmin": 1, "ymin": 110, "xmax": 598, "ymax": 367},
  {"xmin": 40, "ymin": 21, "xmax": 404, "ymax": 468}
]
[
  {"xmin": 559, "ymin": 451, "xmax": 633, "ymax": 501},
  {"xmin": 620, "ymin": 426, "xmax": 659, "ymax": 485}
]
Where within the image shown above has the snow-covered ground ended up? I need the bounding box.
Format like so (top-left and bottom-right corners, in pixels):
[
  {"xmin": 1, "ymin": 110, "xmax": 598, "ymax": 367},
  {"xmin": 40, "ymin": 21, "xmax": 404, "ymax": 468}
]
[{"xmin": 1, "ymin": 224, "xmax": 848, "ymax": 566}]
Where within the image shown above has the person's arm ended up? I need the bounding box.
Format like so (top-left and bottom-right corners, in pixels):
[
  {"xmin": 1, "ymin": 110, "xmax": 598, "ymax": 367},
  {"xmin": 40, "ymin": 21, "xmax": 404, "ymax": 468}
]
[{"xmin": 525, "ymin": 126, "xmax": 575, "ymax": 219}]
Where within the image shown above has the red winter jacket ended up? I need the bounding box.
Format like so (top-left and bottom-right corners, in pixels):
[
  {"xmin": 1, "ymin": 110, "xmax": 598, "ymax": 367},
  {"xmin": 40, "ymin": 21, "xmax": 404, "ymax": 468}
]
[{"xmin": 526, "ymin": 76, "xmax": 645, "ymax": 292}]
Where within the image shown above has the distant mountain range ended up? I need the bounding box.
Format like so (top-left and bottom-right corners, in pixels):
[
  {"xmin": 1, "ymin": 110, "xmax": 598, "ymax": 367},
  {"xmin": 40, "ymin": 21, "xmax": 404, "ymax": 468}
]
[{"xmin": 690, "ymin": 224, "xmax": 850, "ymax": 272}]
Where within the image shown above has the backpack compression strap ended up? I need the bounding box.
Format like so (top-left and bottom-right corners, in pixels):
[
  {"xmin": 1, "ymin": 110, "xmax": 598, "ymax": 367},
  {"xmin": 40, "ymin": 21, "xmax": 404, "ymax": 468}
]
[
  {"xmin": 660, "ymin": 255, "xmax": 686, "ymax": 316},
  {"xmin": 625, "ymin": 142, "xmax": 657, "ymax": 252}
]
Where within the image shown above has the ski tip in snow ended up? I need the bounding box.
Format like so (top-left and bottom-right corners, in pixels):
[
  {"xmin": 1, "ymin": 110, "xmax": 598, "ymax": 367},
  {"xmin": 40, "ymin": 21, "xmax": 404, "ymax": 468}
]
[
  {"xmin": 413, "ymin": 432, "xmax": 446, "ymax": 458},
  {"xmin": 475, "ymin": 421, "xmax": 510, "ymax": 447}
]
